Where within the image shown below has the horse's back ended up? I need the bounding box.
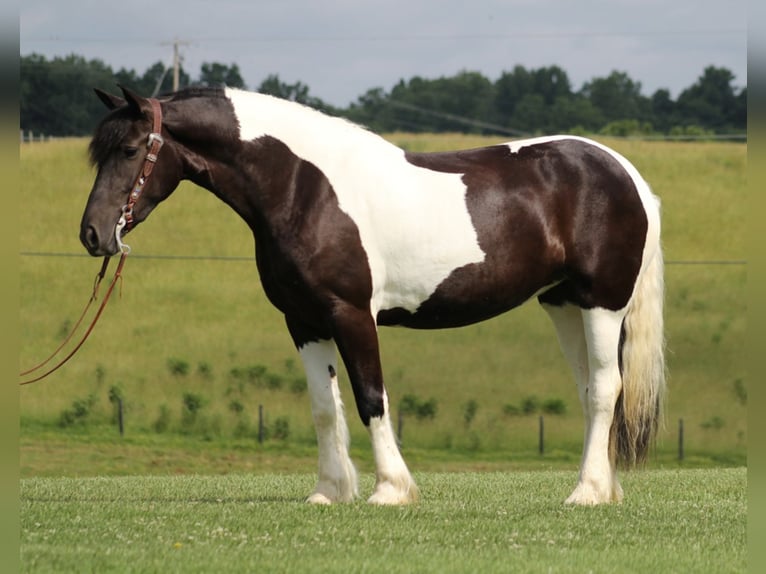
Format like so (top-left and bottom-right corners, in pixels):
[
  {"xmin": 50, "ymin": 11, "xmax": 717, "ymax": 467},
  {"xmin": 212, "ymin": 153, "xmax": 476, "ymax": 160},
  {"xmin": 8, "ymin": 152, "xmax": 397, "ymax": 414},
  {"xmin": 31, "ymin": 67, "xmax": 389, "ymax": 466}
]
[{"xmin": 375, "ymin": 136, "xmax": 655, "ymax": 323}]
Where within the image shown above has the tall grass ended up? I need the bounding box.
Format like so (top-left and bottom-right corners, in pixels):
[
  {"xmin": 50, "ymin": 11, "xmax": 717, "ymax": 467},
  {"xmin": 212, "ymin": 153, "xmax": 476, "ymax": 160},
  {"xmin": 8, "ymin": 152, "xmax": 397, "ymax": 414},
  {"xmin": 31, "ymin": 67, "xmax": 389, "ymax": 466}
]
[{"xmin": 19, "ymin": 136, "xmax": 747, "ymax": 466}]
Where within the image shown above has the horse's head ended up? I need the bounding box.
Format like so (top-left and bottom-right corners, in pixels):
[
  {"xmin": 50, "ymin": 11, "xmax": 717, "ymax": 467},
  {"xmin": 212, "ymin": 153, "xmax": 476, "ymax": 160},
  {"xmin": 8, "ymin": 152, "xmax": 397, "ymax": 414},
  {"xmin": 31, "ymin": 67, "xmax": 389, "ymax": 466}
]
[{"xmin": 80, "ymin": 86, "xmax": 181, "ymax": 256}]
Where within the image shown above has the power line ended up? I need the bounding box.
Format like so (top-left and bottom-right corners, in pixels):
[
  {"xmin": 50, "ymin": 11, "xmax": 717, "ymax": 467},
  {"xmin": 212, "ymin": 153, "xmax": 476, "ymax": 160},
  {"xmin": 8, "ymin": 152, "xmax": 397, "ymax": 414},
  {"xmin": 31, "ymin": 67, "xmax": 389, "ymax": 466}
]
[{"xmin": 23, "ymin": 28, "xmax": 745, "ymax": 45}]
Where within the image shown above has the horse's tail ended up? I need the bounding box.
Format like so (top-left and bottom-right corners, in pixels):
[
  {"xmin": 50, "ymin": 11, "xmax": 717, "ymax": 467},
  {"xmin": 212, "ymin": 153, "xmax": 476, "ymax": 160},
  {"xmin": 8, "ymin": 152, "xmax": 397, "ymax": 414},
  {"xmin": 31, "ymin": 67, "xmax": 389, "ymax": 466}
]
[{"xmin": 612, "ymin": 215, "xmax": 666, "ymax": 468}]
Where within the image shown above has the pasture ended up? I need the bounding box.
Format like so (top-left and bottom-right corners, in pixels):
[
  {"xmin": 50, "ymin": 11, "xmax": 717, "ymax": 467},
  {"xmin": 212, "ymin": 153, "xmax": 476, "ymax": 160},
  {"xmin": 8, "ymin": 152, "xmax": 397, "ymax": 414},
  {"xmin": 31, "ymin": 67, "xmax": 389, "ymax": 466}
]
[
  {"xmin": 19, "ymin": 133, "xmax": 747, "ymax": 571},
  {"xmin": 19, "ymin": 135, "xmax": 746, "ymax": 463}
]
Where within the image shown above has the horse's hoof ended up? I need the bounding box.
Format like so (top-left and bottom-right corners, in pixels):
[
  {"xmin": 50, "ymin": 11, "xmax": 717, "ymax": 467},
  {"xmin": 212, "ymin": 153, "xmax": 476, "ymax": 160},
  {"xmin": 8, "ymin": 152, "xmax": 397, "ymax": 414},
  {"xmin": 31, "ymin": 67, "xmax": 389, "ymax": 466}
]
[
  {"xmin": 565, "ymin": 481, "xmax": 620, "ymax": 505},
  {"xmin": 367, "ymin": 481, "xmax": 419, "ymax": 505},
  {"xmin": 306, "ymin": 492, "xmax": 333, "ymax": 505}
]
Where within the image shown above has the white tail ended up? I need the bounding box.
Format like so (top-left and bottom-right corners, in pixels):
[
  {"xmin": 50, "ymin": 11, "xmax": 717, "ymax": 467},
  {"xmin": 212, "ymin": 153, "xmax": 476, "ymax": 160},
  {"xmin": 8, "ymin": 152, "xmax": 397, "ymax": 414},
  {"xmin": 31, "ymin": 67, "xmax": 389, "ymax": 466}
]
[{"xmin": 612, "ymin": 241, "xmax": 666, "ymax": 467}]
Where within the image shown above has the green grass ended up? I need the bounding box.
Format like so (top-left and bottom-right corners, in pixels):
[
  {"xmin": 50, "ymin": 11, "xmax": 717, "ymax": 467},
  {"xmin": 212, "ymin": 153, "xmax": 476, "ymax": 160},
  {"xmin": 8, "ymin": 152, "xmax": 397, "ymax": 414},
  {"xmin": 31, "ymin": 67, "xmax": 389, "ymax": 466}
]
[
  {"xmin": 19, "ymin": 136, "xmax": 747, "ymax": 466},
  {"xmin": 21, "ymin": 469, "xmax": 746, "ymax": 573}
]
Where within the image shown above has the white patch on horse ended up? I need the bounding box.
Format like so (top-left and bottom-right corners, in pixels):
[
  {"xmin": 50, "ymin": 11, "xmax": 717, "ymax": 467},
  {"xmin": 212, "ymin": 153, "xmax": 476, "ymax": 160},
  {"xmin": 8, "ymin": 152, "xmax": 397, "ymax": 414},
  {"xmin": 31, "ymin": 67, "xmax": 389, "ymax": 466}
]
[
  {"xmin": 298, "ymin": 340, "xmax": 358, "ymax": 503},
  {"xmin": 367, "ymin": 390, "xmax": 419, "ymax": 505},
  {"xmin": 225, "ymin": 88, "xmax": 486, "ymax": 315}
]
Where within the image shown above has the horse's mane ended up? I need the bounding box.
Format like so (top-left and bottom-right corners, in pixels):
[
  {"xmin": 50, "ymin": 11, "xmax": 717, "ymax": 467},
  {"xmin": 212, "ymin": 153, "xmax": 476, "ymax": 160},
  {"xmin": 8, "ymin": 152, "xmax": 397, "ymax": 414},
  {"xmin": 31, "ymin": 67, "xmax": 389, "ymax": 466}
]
[{"xmin": 89, "ymin": 108, "xmax": 134, "ymax": 167}]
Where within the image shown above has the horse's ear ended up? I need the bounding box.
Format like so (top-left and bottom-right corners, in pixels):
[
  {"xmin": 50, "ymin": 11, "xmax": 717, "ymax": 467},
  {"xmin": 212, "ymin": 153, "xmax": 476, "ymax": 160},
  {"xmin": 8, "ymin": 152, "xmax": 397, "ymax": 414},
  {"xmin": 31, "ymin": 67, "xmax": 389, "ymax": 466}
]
[
  {"xmin": 118, "ymin": 85, "xmax": 155, "ymax": 118},
  {"xmin": 94, "ymin": 88, "xmax": 125, "ymax": 110}
]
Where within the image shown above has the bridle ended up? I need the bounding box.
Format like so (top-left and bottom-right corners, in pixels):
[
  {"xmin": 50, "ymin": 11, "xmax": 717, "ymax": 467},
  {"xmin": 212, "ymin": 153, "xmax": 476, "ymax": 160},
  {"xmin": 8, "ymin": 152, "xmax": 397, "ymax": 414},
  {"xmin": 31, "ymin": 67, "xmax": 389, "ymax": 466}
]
[
  {"xmin": 115, "ymin": 98, "xmax": 164, "ymax": 254},
  {"xmin": 20, "ymin": 98, "xmax": 164, "ymax": 385}
]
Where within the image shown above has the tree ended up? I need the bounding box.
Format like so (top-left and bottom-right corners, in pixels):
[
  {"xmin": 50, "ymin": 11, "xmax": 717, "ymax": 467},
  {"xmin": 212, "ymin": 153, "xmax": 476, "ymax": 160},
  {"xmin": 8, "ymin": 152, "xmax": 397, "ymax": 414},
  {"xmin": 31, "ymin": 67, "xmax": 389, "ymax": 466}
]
[
  {"xmin": 21, "ymin": 54, "xmax": 117, "ymax": 136},
  {"xmin": 199, "ymin": 62, "xmax": 246, "ymax": 89},
  {"xmin": 650, "ymin": 88, "xmax": 677, "ymax": 133},
  {"xmin": 580, "ymin": 70, "xmax": 649, "ymax": 125},
  {"xmin": 677, "ymin": 66, "xmax": 744, "ymax": 131},
  {"xmin": 256, "ymin": 74, "xmax": 333, "ymax": 113}
]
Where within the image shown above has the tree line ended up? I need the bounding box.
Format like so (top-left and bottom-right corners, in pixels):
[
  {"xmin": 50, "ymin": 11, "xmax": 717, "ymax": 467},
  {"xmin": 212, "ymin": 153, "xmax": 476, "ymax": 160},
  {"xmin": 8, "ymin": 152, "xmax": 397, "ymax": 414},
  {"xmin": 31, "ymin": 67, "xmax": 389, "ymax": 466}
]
[{"xmin": 20, "ymin": 53, "xmax": 746, "ymax": 138}]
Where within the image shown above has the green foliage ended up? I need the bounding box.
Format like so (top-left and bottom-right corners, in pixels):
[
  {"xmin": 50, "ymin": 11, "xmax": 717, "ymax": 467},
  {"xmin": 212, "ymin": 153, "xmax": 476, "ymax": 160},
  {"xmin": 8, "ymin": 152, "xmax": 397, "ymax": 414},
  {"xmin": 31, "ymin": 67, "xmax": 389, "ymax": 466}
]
[
  {"xmin": 521, "ymin": 396, "xmax": 540, "ymax": 415},
  {"xmin": 153, "ymin": 404, "xmax": 171, "ymax": 433},
  {"xmin": 399, "ymin": 393, "xmax": 438, "ymax": 421},
  {"xmin": 180, "ymin": 392, "xmax": 206, "ymax": 432},
  {"xmin": 199, "ymin": 62, "xmax": 245, "ymax": 89},
  {"xmin": 462, "ymin": 399, "xmax": 478, "ymax": 427},
  {"xmin": 701, "ymin": 416, "xmax": 725, "ymax": 431},
  {"xmin": 732, "ymin": 379, "xmax": 747, "ymax": 405},
  {"xmin": 600, "ymin": 119, "xmax": 654, "ymax": 137},
  {"xmin": 58, "ymin": 394, "xmax": 96, "ymax": 427},
  {"xmin": 167, "ymin": 357, "xmax": 190, "ymax": 377},
  {"xmin": 196, "ymin": 361, "xmax": 213, "ymax": 380},
  {"xmin": 272, "ymin": 417, "xmax": 290, "ymax": 440},
  {"xmin": 20, "ymin": 54, "xmax": 745, "ymax": 138},
  {"xmin": 503, "ymin": 397, "xmax": 567, "ymax": 416},
  {"xmin": 542, "ymin": 398, "xmax": 567, "ymax": 415},
  {"xmin": 502, "ymin": 403, "xmax": 521, "ymax": 417}
]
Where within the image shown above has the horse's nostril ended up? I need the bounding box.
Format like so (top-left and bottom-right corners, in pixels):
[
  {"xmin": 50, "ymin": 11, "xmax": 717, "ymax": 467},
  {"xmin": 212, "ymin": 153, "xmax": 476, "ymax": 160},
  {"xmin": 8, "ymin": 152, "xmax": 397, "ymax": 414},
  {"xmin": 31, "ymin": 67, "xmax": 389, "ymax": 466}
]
[{"xmin": 83, "ymin": 225, "xmax": 99, "ymax": 251}]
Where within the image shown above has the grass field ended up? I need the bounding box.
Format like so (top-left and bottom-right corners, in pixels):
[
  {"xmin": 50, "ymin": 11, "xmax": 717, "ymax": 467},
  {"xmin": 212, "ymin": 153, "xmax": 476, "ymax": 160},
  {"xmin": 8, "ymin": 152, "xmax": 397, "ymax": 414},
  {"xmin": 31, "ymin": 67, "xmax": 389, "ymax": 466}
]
[
  {"xmin": 18, "ymin": 134, "xmax": 747, "ymax": 571},
  {"xmin": 21, "ymin": 469, "xmax": 746, "ymax": 573},
  {"xmin": 19, "ymin": 135, "xmax": 747, "ymax": 464}
]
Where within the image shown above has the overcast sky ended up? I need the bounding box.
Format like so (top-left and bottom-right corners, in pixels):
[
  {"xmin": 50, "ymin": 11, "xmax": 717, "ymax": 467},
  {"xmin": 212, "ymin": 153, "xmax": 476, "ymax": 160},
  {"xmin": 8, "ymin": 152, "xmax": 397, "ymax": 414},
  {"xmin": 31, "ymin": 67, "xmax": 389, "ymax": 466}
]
[{"xmin": 20, "ymin": 0, "xmax": 747, "ymax": 107}]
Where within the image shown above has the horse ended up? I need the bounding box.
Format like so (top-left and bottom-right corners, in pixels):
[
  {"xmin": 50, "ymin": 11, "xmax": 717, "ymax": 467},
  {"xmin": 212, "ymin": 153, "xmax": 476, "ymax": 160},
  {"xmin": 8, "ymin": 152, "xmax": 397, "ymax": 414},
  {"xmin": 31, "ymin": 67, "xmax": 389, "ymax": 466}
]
[{"xmin": 80, "ymin": 85, "xmax": 665, "ymax": 506}]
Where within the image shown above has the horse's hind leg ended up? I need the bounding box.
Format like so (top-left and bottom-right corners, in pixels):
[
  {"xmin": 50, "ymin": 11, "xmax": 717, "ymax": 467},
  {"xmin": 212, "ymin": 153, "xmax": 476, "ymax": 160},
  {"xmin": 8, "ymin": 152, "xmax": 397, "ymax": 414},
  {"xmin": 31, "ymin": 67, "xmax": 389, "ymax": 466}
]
[
  {"xmin": 543, "ymin": 302, "xmax": 624, "ymax": 504},
  {"xmin": 295, "ymin": 338, "xmax": 358, "ymax": 504},
  {"xmin": 570, "ymin": 307, "xmax": 626, "ymax": 505},
  {"xmin": 542, "ymin": 303, "xmax": 590, "ymax": 419}
]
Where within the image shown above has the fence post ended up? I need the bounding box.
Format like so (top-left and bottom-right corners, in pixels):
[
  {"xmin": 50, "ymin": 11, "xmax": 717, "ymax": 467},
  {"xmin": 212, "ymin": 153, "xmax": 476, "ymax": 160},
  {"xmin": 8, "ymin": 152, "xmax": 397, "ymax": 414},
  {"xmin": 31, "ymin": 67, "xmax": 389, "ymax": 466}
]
[
  {"xmin": 258, "ymin": 404, "xmax": 264, "ymax": 444},
  {"xmin": 678, "ymin": 418, "xmax": 684, "ymax": 461},
  {"xmin": 538, "ymin": 415, "xmax": 544, "ymax": 456},
  {"xmin": 117, "ymin": 398, "xmax": 124, "ymax": 437},
  {"xmin": 397, "ymin": 409, "xmax": 403, "ymax": 447}
]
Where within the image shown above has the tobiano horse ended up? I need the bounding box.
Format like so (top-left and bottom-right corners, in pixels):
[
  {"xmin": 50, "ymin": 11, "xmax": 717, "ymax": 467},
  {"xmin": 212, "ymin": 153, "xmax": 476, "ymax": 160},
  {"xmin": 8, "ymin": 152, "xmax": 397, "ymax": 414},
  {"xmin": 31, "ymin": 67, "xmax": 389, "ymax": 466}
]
[{"xmin": 80, "ymin": 86, "xmax": 665, "ymax": 506}]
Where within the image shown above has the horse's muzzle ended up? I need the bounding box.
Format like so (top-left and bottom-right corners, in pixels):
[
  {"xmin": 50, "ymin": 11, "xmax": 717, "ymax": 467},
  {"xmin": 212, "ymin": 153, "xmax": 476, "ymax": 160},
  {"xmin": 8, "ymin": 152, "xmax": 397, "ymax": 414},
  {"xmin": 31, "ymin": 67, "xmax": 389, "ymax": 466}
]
[{"xmin": 80, "ymin": 223, "xmax": 117, "ymax": 256}]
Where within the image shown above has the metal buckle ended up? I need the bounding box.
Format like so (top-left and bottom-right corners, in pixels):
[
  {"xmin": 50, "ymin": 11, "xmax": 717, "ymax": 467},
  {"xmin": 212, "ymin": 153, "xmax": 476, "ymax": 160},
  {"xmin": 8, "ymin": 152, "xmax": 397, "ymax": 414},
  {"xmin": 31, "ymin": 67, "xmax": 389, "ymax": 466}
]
[{"xmin": 147, "ymin": 132, "xmax": 164, "ymax": 148}]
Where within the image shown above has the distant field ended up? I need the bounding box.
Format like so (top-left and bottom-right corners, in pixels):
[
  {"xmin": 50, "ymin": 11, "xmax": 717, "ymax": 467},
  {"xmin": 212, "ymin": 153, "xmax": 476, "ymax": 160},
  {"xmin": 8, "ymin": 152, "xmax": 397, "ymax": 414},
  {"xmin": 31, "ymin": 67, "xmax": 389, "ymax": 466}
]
[{"xmin": 19, "ymin": 135, "xmax": 747, "ymax": 471}]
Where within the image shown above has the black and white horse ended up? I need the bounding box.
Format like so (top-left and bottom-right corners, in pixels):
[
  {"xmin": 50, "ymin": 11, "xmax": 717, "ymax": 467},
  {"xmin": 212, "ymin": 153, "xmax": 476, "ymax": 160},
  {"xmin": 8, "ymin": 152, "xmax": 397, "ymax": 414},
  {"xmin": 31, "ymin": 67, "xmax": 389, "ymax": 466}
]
[{"xmin": 81, "ymin": 86, "xmax": 664, "ymax": 505}]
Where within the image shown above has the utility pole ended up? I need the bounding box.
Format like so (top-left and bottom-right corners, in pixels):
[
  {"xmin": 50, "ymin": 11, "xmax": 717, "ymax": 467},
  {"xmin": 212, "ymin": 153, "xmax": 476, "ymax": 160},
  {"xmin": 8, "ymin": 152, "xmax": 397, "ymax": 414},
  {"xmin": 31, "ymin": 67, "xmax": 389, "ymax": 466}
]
[{"xmin": 160, "ymin": 39, "xmax": 190, "ymax": 91}]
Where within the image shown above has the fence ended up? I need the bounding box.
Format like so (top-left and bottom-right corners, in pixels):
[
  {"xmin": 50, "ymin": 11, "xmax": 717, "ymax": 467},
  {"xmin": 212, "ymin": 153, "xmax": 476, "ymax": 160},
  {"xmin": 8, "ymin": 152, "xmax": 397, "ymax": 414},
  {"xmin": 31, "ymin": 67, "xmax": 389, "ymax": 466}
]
[{"xmin": 20, "ymin": 130, "xmax": 57, "ymax": 143}]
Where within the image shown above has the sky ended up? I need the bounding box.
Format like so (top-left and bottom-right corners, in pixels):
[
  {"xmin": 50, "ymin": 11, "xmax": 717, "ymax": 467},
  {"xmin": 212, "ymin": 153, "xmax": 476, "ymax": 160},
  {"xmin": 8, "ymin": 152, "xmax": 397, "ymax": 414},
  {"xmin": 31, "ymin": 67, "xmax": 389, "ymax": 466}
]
[{"xmin": 20, "ymin": 0, "xmax": 747, "ymax": 107}]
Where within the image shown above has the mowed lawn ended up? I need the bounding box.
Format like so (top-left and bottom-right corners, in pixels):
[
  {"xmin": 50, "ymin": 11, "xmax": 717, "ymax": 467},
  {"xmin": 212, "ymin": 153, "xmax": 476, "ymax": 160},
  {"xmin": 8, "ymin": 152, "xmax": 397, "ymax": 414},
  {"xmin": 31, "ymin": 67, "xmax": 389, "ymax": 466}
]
[{"xmin": 21, "ymin": 469, "xmax": 746, "ymax": 573}]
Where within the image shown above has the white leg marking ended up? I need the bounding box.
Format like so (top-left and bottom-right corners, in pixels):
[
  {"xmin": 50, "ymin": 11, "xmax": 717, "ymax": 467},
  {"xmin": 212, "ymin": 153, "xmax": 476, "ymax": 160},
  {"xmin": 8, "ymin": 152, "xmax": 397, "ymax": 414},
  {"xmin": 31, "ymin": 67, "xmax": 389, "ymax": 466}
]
[
  {"xmin": 565, "ymin": 308, "xmax": 626, "ymax": 505},
  {"xmin": 367, "ymin": 392, "xmax": 419, "ymax": 505},
  {"xmin": 543, "ymin": 304, "xmax": 590, "ymax": 414},
  {"xmin": 299, "ymin": 340, "xmax": 358, "ymax": 504}
]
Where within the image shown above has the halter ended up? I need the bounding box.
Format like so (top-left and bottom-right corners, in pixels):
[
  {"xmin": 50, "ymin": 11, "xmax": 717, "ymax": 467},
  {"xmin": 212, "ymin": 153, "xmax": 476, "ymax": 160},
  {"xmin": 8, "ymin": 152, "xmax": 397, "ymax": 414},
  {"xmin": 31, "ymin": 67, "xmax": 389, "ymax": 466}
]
[
  {"xmin": 20, "ymin": 97, "xmax": 164, "ymax": 385},
  {"xmin": 115, "ymin": 98, "xmax": 164, "ymax": 254}
]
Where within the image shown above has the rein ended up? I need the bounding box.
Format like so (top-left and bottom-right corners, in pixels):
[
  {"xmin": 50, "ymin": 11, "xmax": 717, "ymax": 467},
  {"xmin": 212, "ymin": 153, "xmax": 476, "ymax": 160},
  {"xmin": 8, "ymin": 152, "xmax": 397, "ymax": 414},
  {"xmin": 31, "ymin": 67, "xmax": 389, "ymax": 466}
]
[{"xmin": 20, "ymin": 99, "xmax": 164, "ymax": 386}]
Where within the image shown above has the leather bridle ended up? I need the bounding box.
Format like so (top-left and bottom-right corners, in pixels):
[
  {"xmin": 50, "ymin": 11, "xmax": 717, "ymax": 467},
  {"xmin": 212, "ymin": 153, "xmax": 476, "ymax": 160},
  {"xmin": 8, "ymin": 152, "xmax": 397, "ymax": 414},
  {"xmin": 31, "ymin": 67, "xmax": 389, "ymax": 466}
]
[{"xmin": 115, "ymin": 98, "xmax": 164, "ymax": 254}]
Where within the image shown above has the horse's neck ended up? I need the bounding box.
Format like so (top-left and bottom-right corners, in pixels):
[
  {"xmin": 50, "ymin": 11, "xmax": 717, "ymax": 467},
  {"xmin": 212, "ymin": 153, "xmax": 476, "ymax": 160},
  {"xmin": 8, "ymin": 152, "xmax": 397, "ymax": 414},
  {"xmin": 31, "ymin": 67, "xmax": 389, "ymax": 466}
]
[{"xmin": 224, "ymin": 88, "xmax": 401, "ymax": 172}]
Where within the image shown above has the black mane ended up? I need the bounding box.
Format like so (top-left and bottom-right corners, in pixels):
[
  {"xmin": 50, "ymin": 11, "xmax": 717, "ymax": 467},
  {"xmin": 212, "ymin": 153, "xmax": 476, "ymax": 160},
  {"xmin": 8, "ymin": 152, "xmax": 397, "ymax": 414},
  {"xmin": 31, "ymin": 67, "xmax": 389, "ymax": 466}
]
[{"xmin": 89, "ymin": 107, "xmax": 136, "ymax": 167}]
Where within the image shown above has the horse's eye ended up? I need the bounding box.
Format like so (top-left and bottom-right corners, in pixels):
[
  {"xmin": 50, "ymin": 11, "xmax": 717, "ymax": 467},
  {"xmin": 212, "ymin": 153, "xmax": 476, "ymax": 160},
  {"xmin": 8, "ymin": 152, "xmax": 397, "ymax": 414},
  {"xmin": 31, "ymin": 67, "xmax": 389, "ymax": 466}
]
[{"xmin": 124, "ymin": 146, "xmax": 139, "ymax": 159}]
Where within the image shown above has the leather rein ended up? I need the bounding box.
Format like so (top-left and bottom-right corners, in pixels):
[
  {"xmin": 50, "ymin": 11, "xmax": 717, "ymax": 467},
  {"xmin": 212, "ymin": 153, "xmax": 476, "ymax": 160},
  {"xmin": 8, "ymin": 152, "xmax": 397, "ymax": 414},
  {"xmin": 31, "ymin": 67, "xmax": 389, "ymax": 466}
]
[{"xmin": 20, "ymin": 99, "xmax": 164, "ymax": 385}]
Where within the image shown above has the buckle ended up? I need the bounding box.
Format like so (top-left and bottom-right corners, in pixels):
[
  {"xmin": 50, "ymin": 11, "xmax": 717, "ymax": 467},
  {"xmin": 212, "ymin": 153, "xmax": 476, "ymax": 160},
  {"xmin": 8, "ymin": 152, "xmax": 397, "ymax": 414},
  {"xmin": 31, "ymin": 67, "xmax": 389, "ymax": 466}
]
[{"xmin": 147, "ymin": 132, "xmax": 164, "ymax": 148}]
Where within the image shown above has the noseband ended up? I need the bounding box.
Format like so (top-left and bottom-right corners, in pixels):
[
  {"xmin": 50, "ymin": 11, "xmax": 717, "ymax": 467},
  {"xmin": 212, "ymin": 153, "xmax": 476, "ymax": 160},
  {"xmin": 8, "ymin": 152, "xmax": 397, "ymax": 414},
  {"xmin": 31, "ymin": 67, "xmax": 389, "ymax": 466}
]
[{"xmin": 115, "ymin": 98, "xmax": 164, "ymax": 254}]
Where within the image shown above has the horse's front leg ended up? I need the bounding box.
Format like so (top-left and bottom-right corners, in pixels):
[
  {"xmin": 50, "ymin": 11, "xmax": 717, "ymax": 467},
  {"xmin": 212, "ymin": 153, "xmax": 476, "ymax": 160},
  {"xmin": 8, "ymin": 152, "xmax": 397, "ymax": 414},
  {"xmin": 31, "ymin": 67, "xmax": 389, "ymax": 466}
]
[
  {"xmin": 332, "ymin": 304, "xmax": 419, "ymax": 505},
  {"xmin": 287, "ymin": 321, "xmax": 358, "ymax": 504}
]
